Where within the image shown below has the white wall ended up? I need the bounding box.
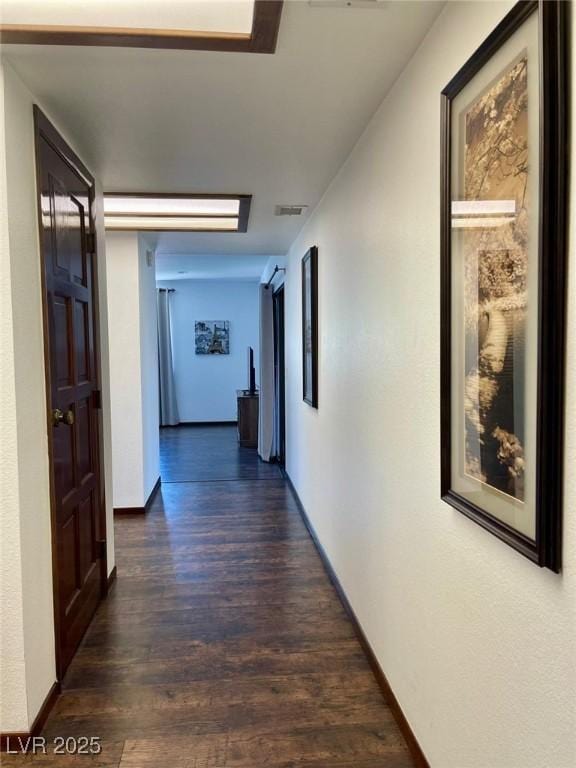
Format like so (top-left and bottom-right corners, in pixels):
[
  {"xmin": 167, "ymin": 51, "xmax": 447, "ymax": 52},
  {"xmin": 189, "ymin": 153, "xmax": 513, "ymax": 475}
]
[
  {"xmin": 284, "ymin": 3, "xmax": 576, "ymax": 767},
  {"xmin": 106, "ymin": 233, "xmax": 144, "ymax": 508},
  {"xmin": 93, "ymin": 183, "xmax": 116, "ymax": 572},
  {"xmin": 158, "ymin": 280, "xmax": 260, "ymax": 422},
  {"xmin": 139, "ymin": 239, "xmax": 160, "ymax": 500},
  {"xmin": 0, "ymin": 60, "xmax": 115, "ymax": 731},
  {"xmin": 107, "ymin": 232, "xmax": 159, "ymax": 508},
  {"xmin": 0, "ymin": 61, "xmax": 29, "ymax": 734}
]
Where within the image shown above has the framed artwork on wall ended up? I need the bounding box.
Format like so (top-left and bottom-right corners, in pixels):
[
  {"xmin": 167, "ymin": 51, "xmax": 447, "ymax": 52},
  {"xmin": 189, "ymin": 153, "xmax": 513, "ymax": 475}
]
[
  {"xmin": 302, "ymin": 246, "xmax": 318, "ymax": 408},
  {"xmin": 440, "ymin": 0, "xmax": 568, "ymax": 571},
  {"xmin": 195, "ymin": 321, "xmax": 230, "ymax": 354}
]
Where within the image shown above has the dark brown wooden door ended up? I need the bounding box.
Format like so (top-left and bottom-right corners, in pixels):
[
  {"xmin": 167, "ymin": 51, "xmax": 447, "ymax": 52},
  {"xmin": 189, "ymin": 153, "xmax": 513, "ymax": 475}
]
[{"xmin": 34, "ymin": 107, "xmax": 106, "ymax": 679}]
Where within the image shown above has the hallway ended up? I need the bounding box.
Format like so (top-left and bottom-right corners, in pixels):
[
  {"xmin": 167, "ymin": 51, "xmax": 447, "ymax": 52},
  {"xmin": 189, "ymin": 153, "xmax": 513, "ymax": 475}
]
[{"xmin": 5, "ymin": 427, "xmax": 413, "ymax": 767}]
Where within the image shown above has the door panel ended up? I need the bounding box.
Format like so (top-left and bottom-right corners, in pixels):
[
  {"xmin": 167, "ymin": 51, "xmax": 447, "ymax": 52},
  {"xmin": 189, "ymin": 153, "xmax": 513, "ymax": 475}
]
[
  {"xmin": 75, "ymin": 300, "xmax": 90, "ymax": 383},
  {"xmin": 76, "ymin": 399, "xmax": 92, "ymax": 482},
  {"xmin": 53, "ymin": 295, "xmax": 73, "ymax": 385},
  {"xmin": 78, "ymin": 494, "xmax": 96, "ymax": 583},
  {"xmin": 59, "ymin": 515, "xmax": 78, "ymax": 610},
  {"xmin": 35, "ymin": 107, "xmax": 106, "ymax": 679}
]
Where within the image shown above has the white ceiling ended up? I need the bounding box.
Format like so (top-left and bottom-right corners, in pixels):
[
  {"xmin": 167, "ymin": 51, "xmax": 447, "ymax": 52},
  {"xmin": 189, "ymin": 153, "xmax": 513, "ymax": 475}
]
[
  {"xmin": 2, "ymin": 0, "xmax": 444, "ymax": 256},
  {"xmin": 155, "ymin": 253, "xmax": 270, "ymax": 281}
]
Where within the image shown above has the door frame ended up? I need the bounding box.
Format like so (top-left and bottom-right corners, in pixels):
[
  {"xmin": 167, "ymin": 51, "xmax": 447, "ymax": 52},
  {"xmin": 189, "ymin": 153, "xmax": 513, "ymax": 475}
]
[
  {"xmin": 273, "ymin": 283, "xmax": 286, "ymax": 467},
  {"xmin": 33, "ymin": 106, "xmax": 108, "ymax": 681}
]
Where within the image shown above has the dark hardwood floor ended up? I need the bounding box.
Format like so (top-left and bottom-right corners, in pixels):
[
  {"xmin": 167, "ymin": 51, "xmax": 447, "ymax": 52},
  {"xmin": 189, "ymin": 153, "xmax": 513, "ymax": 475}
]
[
  {"xmin": 160, "ymin": 425, "xmax": 283, "ymax": 483},
  {"xmin": 4, "ymin": 426, "xmax": 413, "ymax": 767}
]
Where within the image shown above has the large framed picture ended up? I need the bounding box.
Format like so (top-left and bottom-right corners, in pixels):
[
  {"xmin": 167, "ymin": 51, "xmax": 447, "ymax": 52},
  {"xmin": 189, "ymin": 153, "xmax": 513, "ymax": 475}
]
[
  {"xmin": 302, "ymin": 246, "xmax": 318, "ymax": 407},
  {"xmin": 440, "ymin": 1, "xmax": 568, "ymax": 571}
]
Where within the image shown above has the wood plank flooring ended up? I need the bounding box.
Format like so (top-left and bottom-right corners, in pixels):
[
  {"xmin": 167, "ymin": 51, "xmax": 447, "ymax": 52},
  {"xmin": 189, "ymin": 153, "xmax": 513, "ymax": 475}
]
[
  {"xmin": 3, "ymin": 426, "xmax": 413, "ymax": 767},
  {"xmin": 160, "ymin": 425, "xmax": 283, "ymax": 482}
]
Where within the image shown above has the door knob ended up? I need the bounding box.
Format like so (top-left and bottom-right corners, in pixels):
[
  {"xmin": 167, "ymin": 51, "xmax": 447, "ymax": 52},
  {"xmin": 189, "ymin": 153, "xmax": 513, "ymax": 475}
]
[{"xmin": 52, "ymin": 408, "xmax": 74, "ymax": 427}]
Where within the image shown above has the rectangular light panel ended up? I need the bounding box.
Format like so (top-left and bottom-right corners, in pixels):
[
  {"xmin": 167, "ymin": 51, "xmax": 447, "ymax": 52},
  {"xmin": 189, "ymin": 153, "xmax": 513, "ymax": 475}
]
[
  {"xmin": 105, "ymin": 216, "xmax": 239, "ymax": 231},
  {"xmin": 104, "ymin": 196, "xmax": 240, "ymax": 216},
  {"xmin": 1, "ymin": 1, "xmax": 255, "ymax": 35},
  {"xmin": 103, "ymin": 194, "xmax": 250, "ymax": 232}
]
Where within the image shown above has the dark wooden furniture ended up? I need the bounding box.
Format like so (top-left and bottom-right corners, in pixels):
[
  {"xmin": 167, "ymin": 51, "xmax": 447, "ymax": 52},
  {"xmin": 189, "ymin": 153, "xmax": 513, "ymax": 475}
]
[{"xmin": 237, "ymin": 390, "xmax": 259, "ymax": 448}]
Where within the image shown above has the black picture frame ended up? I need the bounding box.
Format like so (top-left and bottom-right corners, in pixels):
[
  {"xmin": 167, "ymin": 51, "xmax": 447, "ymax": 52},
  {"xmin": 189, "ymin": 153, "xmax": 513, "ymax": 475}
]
[
  {"xmin": 440, "ymin": 0, "xmax": 568, "ymax": 572},
  {"xmin": 302, "ymin": 246, "xmax": 318, "ymax": 408}
]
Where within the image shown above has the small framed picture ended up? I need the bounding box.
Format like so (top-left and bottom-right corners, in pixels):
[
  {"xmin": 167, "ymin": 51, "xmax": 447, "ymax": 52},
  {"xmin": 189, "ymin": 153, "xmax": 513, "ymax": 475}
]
[
  {"xmin": 440, "ymin": 1, "xmax": 568, "ymax": 571},
  {"xmin": 302, "ymin": 246, "xmax": 318, "ymax": 408},
  {"xmin": 195, "ymin": 321, "xmax": 230, "ymax": 355}
]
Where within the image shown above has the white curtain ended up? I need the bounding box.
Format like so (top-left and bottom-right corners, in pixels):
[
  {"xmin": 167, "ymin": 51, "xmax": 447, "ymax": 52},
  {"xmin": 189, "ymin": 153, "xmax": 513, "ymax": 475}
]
[
  {"xmin": 258, "ymin": 284, "xmax": 274, "ymax": 461},
  {"xmin": 157, "ymin": 288, "xmax": 180, "ymax": 426}
]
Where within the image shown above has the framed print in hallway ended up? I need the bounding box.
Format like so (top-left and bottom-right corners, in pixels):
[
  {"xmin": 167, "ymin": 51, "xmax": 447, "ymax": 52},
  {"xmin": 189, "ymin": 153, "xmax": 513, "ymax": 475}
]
[
  {"xmin": 440, "ymin": 1, "xmax": 568, "ymax": 571},
  {"xmin": 302, "ymin": 246, "xmax": 318, "ymax": 408},
  {"xmin": 195, "ymin": 321, "xmax": 230, "ymax": 355}
]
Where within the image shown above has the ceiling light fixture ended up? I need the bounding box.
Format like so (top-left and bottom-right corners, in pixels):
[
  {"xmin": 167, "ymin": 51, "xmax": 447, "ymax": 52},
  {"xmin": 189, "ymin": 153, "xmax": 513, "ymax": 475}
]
[
  {"xmin": 103, "ymin": 194, "xmax": 251, "ymax": 232},
  {"xmin": 0, "ymin": 1, "xmax": 283, "ymax": 55}
]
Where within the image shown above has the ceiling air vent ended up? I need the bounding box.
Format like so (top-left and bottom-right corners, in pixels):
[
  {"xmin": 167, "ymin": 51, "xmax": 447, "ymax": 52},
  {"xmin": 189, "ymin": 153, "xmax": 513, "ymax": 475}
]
[{"xmin": 275, "ymin": 205, "xmax": 308, "ymax": 217}]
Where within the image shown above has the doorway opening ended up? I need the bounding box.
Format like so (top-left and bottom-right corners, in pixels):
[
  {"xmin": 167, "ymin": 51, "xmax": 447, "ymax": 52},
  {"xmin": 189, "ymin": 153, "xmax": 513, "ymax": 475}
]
[{"xmin": 154, "ymin": 257, "xmax": 276, "ymax": 483}]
